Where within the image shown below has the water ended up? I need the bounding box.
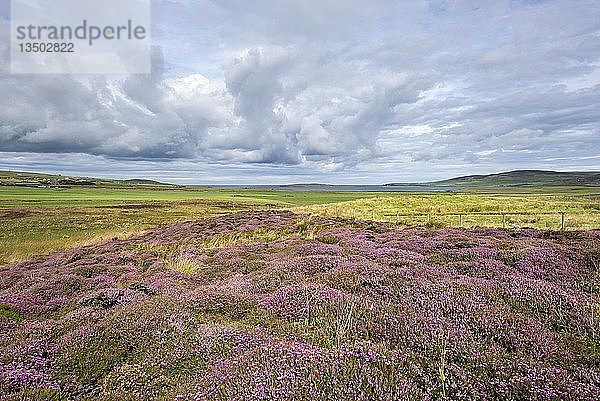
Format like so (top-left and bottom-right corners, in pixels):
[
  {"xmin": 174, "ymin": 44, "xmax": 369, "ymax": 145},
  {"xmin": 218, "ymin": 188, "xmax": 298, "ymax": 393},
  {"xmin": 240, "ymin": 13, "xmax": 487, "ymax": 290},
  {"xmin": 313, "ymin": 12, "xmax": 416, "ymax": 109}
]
[{"xmin": 211, "ymin": 184, "xmax": 460, "ymax": 192}]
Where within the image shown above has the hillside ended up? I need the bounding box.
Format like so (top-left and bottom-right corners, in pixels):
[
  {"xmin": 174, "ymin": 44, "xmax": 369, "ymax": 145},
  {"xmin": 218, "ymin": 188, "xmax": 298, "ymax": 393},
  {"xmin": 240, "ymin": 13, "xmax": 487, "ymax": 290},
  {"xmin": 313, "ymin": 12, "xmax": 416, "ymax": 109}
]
[
  {"xmin": 0, "ymin": 170, "xmax": 174, "ymax": 188},
  {"xmin": 1, "ymin": 211, "xmax": 599, "ymax": 400},
  {"xmin": 122, "ymin": 179, "xmax": 172, "ymax": 186},
  {"xmin": 387, "ymin": 170, "xmax": 600, "ymax": 187}
]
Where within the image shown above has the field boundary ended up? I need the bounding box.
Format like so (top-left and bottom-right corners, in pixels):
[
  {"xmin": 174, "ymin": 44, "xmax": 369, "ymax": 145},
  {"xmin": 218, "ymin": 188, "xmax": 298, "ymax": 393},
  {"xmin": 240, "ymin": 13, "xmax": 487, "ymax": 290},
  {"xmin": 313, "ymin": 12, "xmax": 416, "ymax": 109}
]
[{"xmin": 382, "ymin": 211, "xmax": 568, "ymax": 229}]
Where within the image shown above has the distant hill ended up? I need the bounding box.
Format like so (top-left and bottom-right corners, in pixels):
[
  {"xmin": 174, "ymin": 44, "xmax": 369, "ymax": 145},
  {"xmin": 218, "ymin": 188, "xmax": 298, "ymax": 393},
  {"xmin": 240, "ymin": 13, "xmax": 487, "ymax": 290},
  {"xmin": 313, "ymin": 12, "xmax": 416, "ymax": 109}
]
[
  {"xmin": 387, "ymin": 170, "xmax": 600, "ymax": 187},
  {"xmin": 123, "ymin": 179, "xmax": 171, "ymax": 186},
  {"xmin": 0, "ymin": 170, "xmax": 175, "ymax": 188}
]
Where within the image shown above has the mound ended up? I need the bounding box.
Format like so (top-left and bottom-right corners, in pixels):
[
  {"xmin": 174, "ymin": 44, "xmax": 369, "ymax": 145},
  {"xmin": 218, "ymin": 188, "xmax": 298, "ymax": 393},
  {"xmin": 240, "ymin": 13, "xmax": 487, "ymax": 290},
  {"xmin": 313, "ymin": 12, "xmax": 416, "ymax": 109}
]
[{"xmin": 1, "ymin": 211, "xmax": 599, "ymax": 400}]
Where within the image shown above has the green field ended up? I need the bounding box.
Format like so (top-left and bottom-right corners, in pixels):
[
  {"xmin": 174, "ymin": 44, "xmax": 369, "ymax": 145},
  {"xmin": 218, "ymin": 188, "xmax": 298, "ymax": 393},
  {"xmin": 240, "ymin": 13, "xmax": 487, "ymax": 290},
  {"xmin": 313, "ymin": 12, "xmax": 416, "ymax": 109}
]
[
  {"xmin": 1, "ymin": 180, "xmax": 600, "ymax": 266},
  {"xmin": 0, "ymin": 185, "xmax": 380, "ymax": 265},
  {"xmin": 297, "ymin": 188, "xmax": 600, "ymax": 229}
]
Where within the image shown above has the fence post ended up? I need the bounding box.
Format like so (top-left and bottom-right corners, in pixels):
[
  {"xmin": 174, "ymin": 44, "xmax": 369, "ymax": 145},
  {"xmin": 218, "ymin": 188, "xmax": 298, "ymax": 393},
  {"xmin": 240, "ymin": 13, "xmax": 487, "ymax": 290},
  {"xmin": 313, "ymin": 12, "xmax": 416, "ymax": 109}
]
[
  {"xmin": 459, "ymin": 214, "xmax": 463, "ymax": 227},
  {"xmin": 561, "ymin": 212, "xmax": 565, "ymax": 230},
  {"xmin": 502, "ymin": 214, "xmax": 506, "ymax": 229}
]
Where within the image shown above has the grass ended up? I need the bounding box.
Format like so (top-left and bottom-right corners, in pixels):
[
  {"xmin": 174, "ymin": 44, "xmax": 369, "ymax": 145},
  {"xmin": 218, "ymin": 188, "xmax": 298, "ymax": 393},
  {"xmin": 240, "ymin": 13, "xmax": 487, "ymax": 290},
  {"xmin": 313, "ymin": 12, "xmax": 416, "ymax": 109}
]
[
  {"xmin": 1, "ymin": 184, "xmax": 599, "ymax": 265},
  {"xmin": 0, "ymin": 186, "xmax": 376, "ymax": 207},
  {"xmin": 295, "ymin": 189, "xmax": 600, "ymax": 230},
  {"xmin": 0, "ymin": 201, "xmax": 229, "ymax": 265},
  {"xmin": 0, "ymin": 186, "xmax": 376, "ymax": 265}
]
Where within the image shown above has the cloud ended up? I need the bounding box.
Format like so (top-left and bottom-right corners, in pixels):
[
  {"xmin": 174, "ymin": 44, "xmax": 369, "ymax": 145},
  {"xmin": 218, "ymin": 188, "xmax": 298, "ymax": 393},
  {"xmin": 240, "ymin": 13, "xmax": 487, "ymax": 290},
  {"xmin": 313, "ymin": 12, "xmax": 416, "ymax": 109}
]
[
  {"xmin": 1, "ymin": 0, "xmax": 599, "ymax": 182},
  {"xmin": 0, "ymin": 48, "xmax": 227, "ymax": 159}
]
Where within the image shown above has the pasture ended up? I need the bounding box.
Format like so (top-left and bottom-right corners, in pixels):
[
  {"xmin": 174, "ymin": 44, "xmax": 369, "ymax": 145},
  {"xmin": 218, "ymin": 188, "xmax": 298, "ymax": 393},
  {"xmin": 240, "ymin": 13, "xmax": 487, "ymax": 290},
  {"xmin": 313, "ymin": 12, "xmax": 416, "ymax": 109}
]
[{"xmin": 1, "ymin": 185, "xmax": 599, "ymax": 265}]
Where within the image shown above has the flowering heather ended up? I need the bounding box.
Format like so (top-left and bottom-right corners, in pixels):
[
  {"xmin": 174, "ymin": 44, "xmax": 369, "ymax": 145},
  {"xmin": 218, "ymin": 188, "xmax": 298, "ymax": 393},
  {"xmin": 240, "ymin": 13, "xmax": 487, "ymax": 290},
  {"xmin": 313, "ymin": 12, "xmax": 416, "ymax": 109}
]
[{"xmin": 0, "ymin": 210, "xmax": 599, "ymax": 400}]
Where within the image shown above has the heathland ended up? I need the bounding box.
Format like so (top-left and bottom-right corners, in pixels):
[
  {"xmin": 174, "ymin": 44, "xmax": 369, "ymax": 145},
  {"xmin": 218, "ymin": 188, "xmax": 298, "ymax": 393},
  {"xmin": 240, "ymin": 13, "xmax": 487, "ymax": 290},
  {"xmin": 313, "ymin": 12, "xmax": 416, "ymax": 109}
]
[
  {"xmin": 0, "ymin": 170, "xmax": 599, "ymax": 400},
  {"xmin": 1, "ymin": 170, "xmax": 599, "ymax": 265},
  {"xmin": 1, "ymin": 211, "xmax": 599, "ymax": 400}
]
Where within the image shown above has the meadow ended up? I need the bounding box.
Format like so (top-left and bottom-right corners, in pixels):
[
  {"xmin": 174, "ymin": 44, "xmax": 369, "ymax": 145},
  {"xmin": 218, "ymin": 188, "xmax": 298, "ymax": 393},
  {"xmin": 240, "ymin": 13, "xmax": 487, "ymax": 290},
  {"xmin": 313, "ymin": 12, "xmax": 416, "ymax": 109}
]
[
  {"xmin": 1, "ymin": 184, "xmax": 599, "ymax": 265},
  {"xmin": 0, "ymin": 186, "xmax": 376, "ymax": 265},
  {"xmin": 298, "ymin": 188, "xmax": 600, "ymax": 230}
]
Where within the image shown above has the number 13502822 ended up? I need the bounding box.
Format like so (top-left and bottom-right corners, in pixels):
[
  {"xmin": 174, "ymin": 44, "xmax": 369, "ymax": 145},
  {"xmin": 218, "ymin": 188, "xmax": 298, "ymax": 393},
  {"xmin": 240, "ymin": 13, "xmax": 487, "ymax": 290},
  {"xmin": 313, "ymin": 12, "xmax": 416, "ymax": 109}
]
[{"xmin": 19, "ymin": 42, "xmax": 75, "ymax": 53}]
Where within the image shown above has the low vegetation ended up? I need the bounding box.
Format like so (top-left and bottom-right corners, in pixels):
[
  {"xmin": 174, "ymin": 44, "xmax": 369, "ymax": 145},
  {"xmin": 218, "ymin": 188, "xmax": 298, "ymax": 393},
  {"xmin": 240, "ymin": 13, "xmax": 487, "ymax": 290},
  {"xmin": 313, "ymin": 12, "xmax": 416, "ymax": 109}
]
[
  {"xmin": 1, "ymin": 211, "xmax": 599, "ymax": 400},
  {"xmin": 296, "ymin": 191, "xmax": 600, "ymax": 230},
  {"xmin": 1, "ymin": 179, "xmax": 599, "ymax": 265},
  {"xmin": 0, "ymin": 185, "xmax": 375, "ymax": 265}
]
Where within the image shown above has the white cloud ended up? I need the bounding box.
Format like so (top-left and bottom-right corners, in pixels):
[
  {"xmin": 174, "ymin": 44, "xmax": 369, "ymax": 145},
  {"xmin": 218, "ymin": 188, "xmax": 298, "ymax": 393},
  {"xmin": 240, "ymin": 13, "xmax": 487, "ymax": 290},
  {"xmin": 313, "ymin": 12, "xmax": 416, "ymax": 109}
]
[{"xmin": 1, "ymin": 0, "xmax": 599, "ymax": 181}]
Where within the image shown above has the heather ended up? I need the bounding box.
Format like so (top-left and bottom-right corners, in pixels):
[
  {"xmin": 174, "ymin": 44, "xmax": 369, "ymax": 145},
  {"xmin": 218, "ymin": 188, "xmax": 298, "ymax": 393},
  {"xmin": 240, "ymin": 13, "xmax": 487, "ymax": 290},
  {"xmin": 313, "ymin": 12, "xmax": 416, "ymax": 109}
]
[{"xmin": 0, "ymin": 211, "xmax": 599, "ymax": 400}]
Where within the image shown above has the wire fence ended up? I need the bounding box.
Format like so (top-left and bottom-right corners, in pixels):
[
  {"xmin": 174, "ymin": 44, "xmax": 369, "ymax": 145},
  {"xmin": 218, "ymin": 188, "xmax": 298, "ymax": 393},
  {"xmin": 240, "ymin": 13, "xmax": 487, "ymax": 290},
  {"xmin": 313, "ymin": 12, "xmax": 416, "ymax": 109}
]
[
  {"xmin": 255, "ymin": 203, "xmax": 600, "ymax": 230},
  {"xmin": 381, "ymin": 211, "xmax": 568, "ymax": 229}
]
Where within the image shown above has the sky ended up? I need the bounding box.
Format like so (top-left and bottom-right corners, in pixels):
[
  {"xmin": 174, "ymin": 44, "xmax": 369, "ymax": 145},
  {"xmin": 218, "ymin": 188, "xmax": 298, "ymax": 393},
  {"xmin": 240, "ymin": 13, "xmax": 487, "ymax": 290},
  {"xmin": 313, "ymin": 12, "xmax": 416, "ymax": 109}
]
[{"xmin": 1, "ymin": 0, "xmax": 599, "ymax": 184}]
